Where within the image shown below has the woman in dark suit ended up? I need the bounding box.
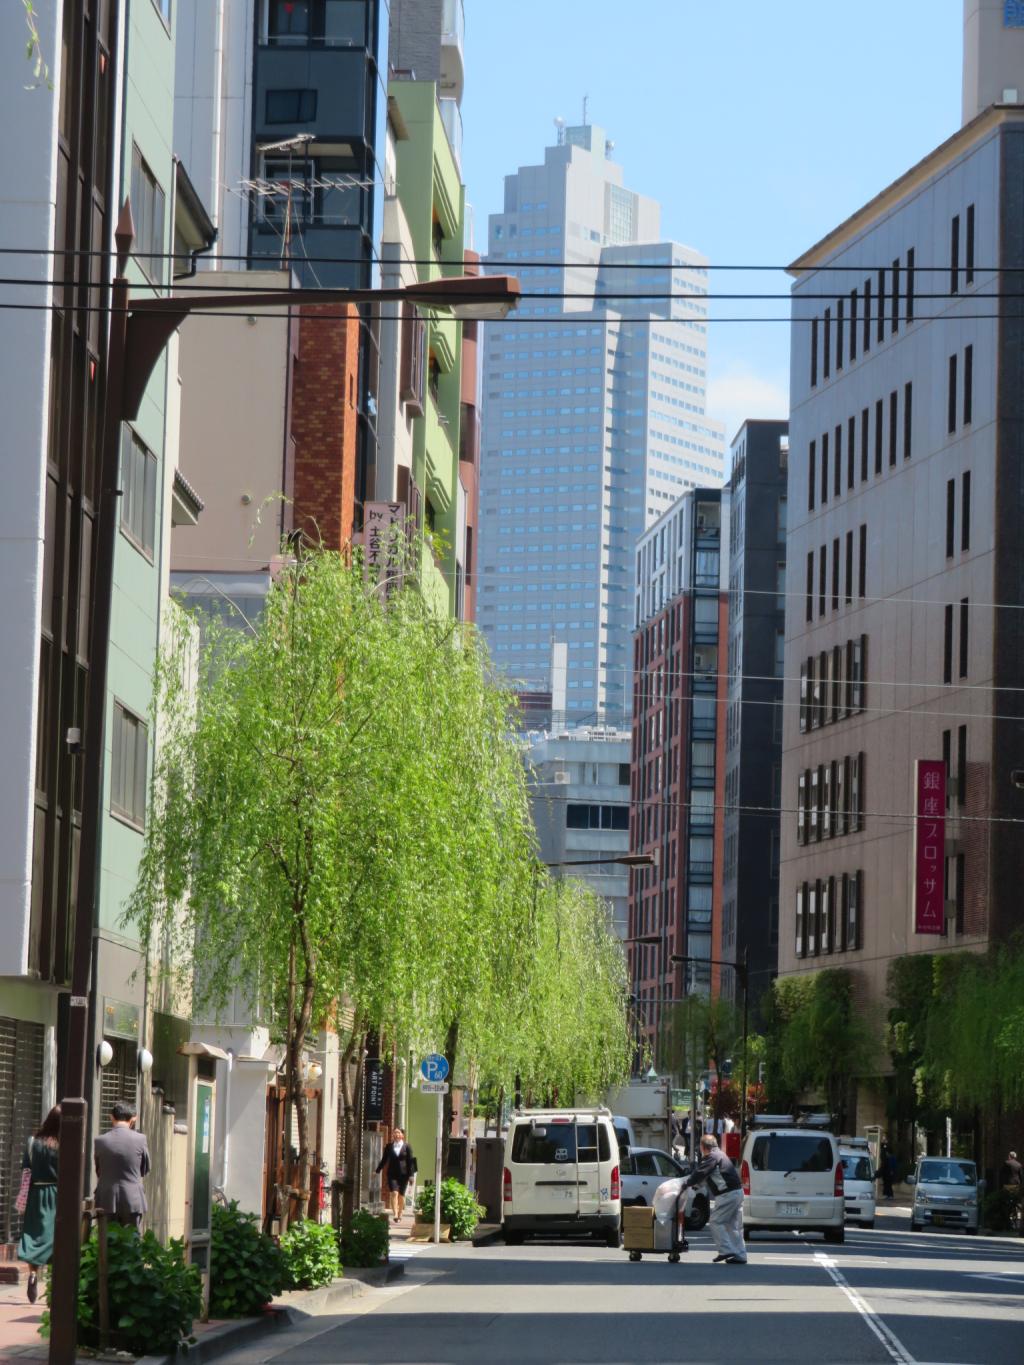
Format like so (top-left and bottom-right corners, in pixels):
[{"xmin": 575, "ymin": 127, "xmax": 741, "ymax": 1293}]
[
  {"xmin": 376, "ymin": 1127, "xmax": 416, "ymax": 1223},
  {"xmin": 18, "ymin": 1105, "xmax": 61, "ymax": 1303}
]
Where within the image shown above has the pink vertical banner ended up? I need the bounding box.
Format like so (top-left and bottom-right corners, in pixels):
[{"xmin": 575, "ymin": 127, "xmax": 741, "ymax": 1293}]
[{"xmin": 914, "ymin": 760, "xmax": 946, "ymax": 934}]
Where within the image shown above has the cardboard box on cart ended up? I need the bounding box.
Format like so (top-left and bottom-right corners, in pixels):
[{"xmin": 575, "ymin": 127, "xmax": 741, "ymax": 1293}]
[{"xmin": 622, "ymin": 1205, "xmax": 656, "ymax": 1251}]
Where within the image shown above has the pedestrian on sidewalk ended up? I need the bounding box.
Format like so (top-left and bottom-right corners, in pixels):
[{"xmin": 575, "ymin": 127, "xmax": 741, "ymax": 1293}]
[
  {"xmin": 94, "ymin": 1100, "xmax": 150, "ymax": 1230},
  {"xmin": 878, "ymin": 1139, "xmax": 895, "ymax": 1199},
  {"xmin": 17, "ymin": 1105, "xmax": 61, "ymax": 1304},
  {"xmin": 376, "ymin": 1128, "xmax": 416, "ymax": 1224},
  {"xmin": 1000, "ymin": 1149, "xmax": 1022, "ymax": 1191},
  {"xmin": 681, "ymin": 1133, "xmax": 747, "ymax": 1264}
]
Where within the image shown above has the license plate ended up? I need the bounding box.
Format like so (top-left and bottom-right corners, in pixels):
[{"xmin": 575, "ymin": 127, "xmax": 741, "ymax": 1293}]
[{"xmin": 779, "ymin": 1202, "xmax": 806, "ymax": 1216}]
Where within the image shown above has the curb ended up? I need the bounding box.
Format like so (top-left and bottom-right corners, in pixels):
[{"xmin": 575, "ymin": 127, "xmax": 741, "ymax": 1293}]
[
  {"xmin": 138, "ymin": 1263, "xmax": 403, "ymax": 1365},
  {"xmin": 471, "ymin": 1224, "xmax": 503, "ymax": 1247}
]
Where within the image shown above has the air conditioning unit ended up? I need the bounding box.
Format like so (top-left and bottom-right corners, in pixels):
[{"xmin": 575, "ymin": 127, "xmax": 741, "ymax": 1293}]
[{"xmin": 552, "ymin": 771, "xmax": 571, "ymax": 784}]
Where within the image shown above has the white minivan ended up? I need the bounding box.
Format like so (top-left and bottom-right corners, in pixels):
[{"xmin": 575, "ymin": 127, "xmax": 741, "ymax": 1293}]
[
  {"xmin": 839, "ymin": 1139, "xmax": 876, "ymax": 1228},
  {"xmin": 502, "ymin": 1108, "xmax": 621, "ymax": 1245},
  {"xmin": 908, "ymin": 1157, "xmax": 980, "ymax": 1233},
  {"xmin": 741, "ymin": 1115, "xmax": 845, "ymax": 1244}
]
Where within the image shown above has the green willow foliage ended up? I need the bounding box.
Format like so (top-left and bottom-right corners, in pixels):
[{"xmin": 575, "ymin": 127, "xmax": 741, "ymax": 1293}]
[{"xmin": 125, "ymin": 549, "xmax": 628, "ymax": 1128}]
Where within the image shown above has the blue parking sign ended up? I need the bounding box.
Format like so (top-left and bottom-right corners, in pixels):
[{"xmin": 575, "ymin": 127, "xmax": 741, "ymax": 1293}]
[{"xmin": 420, "ymin": 1053, "xmax": 450, "ymax": 1083}]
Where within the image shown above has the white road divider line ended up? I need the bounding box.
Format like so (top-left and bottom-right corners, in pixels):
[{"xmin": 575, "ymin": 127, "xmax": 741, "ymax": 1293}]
[{"xmin": 813, "ymin": 1251, "xmax": 917, "ymax": 1365}]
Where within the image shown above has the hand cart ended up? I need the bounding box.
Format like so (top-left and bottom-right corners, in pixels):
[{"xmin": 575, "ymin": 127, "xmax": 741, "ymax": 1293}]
[{"xmin": 622, "ymin": 1188, "xmax": 689, "ymax": 1264}]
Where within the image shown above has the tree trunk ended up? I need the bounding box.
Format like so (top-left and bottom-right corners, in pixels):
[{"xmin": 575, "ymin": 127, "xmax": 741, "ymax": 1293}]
[
  {"xmin": 340, "ymin": 1031, "xmax": 365, "ymax": 1230},
  {"xmin": 287, "ymin": 910, "xmax": 318, "ymax": 1225},
  {"xmin": 441, "ymin": 1017, "xmax": 459, "ymax": 1179}
]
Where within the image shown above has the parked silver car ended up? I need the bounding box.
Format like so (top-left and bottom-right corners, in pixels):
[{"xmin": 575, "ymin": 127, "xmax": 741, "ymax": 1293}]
[
  {"xmin": 619, "ymin": 1146, "xmax": 710, "ymax": 1231},
  {"xmin": 908, "ymin": 1157, "xmax": 979, "ymax": 1234}
]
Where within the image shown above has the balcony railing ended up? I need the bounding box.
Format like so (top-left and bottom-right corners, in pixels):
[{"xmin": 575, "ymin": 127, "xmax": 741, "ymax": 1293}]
[
  {"xmin": 441, "ymin": 0, "xmax": 465, "ymax": 51},
  {"xmin": 439, "ymin": 96, "xmax": 463, "ymax": 173}
]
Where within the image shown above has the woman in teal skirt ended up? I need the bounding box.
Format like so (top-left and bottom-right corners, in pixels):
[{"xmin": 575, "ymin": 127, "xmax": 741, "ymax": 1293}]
[{"xmin": 18, "ymin": 1105, "xmax": 60, "ymax": 1303}]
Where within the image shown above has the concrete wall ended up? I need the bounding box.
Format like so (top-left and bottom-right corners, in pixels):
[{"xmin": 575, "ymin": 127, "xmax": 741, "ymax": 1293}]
[{"xmin": 962, "ymin": 0, "xmax": 1024, "ymax": 123}]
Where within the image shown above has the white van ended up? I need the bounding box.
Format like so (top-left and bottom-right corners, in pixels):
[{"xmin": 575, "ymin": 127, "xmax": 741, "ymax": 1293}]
[
  {"xmin": 839, "ymin": 1139, "xmax": 876, "ymax": 1228},
  {"xmin": 740, "ymin": 1115, "xmax": 845, "ymax": 1244},
  {"xmin": 502, "ymin": 1108, "xmax": 621, "ymax": 1245}
]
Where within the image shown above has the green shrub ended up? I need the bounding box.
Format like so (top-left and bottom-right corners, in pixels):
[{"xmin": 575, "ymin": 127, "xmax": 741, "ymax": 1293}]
[
  {"xmin": 280, "ymin": 1217, "xmax": 341, "ymax": 1289},
  {"xmin": 210, "ymin": 1200, "xmax": 286, "ymax": 1317},
  {"xmin": 39, "ymin": 1224, "xmax": 201, "ymax": 1355},
  {"xmin": 414, "ymin": 1178, "xmax": 484, "ymax": 1240},
  {"xmin": 338, "ymin": 1209, "xmax": 390, "ymax": 1268},
  {"xmin": 982, "ymin": 1187, "xmax": 1021, "ymax": 1232}
]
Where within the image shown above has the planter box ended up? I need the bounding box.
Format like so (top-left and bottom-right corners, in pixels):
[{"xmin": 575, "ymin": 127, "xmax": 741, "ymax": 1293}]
[{"xmin": 409, "ymin": 1223, "xmax": 450, "ymax": 1242}]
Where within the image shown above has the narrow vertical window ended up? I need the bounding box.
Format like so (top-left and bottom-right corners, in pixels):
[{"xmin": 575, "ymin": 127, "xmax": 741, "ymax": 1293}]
[
  {"xmin": 906, "ymin": 246, "xmax": 915, "ymax": 321},
  {"xmin": 823, "ymin": 764, "xmax": 833, "ymax": 839},
  {"xmin": 951, "ymin": 214, "xmax": 960, "ymax": 295},
  {"xmin": 965, "ymin": 204, "xmax": 975, "ymax": 286},
  {"xmin": 811, "ymin": 316, "xmax": 819, "ymax": 387},
  {"xmin": 943, "ymin": 603, "xmax": 954, "ymax": 684},
  {"xmin": 798, "ymin": 771, "xmax": 807, "ymax": 838},
  {"xmin": 858, "ymin": 524, "xmax": 866, "ymax": 599},
  {"xmin": 836, "ymin": 297, "xmax": 845, "ymax": 370},
  {"xmin": 849, "ymin": 288, "xmax": 858, "ymax": 360},
  {"xmin": 819, "ymin": 545, "xmax": 827, "ymax": 618},
  {"xmin": 838, "ymin": 874, "xmax": 848, "ymax": 951},
  {"xmin": 834, "ymin": 643, "xmax": 844, "ymax": 718},
  {"xmin": 823, "ymin": 306, "xmax": 831, "ymax": 378},
  {"xmin": 889, "ymin": 390, "xmax": 898, "ymax": 467},
  {"xmin": 808, "ymin": 440, "xmax": 816, "ymax": 511},
  {"xmin": 962, "ymin": 470, "xmax": 971, "ymax": 552},
  {"xmin": 818, "ymin": 651, "xmax": 827, "ymax": 728},
  {"xmin": 810, "ymin": 770, "xmax": 820, "ymax": 842},
  {"xmin": 805, "ymin": 551, "xmax": 814, "ymax": 623},
  {"xmin": 959, "ymin": 597, "xmax": 969, "ymax": 678},
  {"xmin": 796, "ymin": 884, "xmax": 807, "ymax": 958},
  {"xmin": 821, "ymin": 431, "xmax": 829, "ymax": 504},
  {"xmin": 834, "ymin": 423, "xmax": 842, "ymax": 497},
  {"xmin": 904, "ymin": 381, "xmax": 913, "ymax": 458},
  {"xmin": 845, "ymin": 530, "xmax": 853, "ymax": 604},
  {"xmin": 874, "ymin": 398, "xmax": 883, "ymax": 474},
  {"xmin": 948, "ymin": 353, "xmax": 958, "ymax": 434},
  {"xmin": 954, "ymin": 853, "xmax": 965, "ymax": 935},
  {"xmin": 891, "ymin": 258, "xmax": 900, "ymax": 334},
  {"xmin": 963, "ymin": 343, "xmax": 973, "ymax": 425},
  {"xmin": 942, "ymin": 728, "xmax": 952, "ymax": 801},
  {"xmin": 863, "ymin": 277, "xmax": 872, "ymax": 352},
  {"xmin": 946, "ymin": 478, "xmax": 955, "ymax": 558},
  {"xmin": 836, "ymin": 756, "xmax": 847, "ymax": 828},
  {"xmin": 957, "ymin": 723, "xmax": 967, "ymax": 805},
  {"xmin": 809, "ymin": 655, "xmax": 819, "ymax": 729},
  {"xmin": 799, "ymin": 666, "xmax": 808, "ymax": 735},
  {"xmin": 831, "ymin": 537, "xmax": 840, "ymax": 611},
  {"xmin": 860, "ymin": 407, "xmax": 869, "ymax": 481},
  {"xmin": 877, "ymin": 268, "xmax": 886, "ymax": 341},
  {"xmin": 847, "ymin": 415, "xmax": 856, "ymax": 489}
]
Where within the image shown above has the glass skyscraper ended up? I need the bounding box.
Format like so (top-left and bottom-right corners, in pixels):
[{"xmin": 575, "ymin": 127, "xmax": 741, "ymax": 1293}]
[{"xmin": 478, "ymin": 125, "xmax": 725, "ymax": 724}]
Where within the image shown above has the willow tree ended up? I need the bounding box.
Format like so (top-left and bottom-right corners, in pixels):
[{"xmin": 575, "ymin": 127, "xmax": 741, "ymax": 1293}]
[{"xmin": 125, "ymin": 548, "xmax": 536, "ymax": 1219}]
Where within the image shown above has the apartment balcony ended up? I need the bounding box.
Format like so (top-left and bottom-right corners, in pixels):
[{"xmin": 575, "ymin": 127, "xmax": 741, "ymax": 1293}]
[
  {"xmin": 439, "ymin": 96, "xmax": 463, "ymax": 175},
  {"xmin": 440, "ymin": 0, "xmax": 465, "ymax": 103}
]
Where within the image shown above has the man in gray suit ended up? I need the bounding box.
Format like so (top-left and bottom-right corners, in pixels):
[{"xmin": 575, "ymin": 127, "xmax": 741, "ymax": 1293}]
[{"xmin": 94, "ymin": 1100, "xmax": 150, "ymax": 1230}]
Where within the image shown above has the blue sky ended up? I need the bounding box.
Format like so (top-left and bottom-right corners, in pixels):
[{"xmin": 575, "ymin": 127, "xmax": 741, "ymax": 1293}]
[{"xmin": 460, "ymin": 0, "xmax": 963, "ymax": 447}]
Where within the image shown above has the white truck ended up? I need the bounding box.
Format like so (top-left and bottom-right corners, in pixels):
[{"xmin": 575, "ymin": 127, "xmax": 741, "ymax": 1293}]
[{"xmin": 605, "ymin": 1078, "xmax": 673, "ymax": 1153}]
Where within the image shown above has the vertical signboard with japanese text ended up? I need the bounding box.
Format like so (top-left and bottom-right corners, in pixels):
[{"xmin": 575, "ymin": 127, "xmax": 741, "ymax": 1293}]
[
  {"xmin": 913, "ymin": 760, "xmax": 946, "ymax": 934},
  {"xmin": 362, "ymin": 501, "xmax": 405, "ymax": 597}
]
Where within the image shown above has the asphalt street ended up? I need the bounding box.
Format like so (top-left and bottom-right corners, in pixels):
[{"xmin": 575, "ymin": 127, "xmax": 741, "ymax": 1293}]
[{"xmin": 214, "ymin": 1218, "xmax": 1024, "ymax": 1365}]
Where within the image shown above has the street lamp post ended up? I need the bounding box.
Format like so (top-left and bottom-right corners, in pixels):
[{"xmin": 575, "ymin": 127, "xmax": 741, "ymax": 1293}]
[
  {"xmin": 47, "ymin": 201, "xmax": 521, "ymax": 1365},
  {"xmin": 671, "ymin": 950, "xmax": 750, "ymax": 1137}
]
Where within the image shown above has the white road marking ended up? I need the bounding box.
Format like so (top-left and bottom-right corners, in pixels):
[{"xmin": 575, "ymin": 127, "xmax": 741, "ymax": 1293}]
[
  {"xmin": 964, "ymin": 1271, "xmax": 1024, "ymax": 1285},
  {"xmin": 813, "ymin": 1251, "xmax": 917, "ymax": 1365}
]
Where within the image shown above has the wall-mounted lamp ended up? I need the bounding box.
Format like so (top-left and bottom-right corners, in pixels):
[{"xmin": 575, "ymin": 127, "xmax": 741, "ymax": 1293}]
[
  {"xmin": 138, "ymin": 1047, "xmax": 154, "ymax": 1075},
  {"xmin": 97, "ymin": 1040, "xmax": 114, "ymax": 1068},
  {"xmin": 305, "ymin": 1060, "xmax": 323, "ymax": 1082}
]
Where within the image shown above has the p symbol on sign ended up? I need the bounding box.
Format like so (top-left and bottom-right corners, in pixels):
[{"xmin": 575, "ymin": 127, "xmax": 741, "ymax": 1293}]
[{"xmin": 420, "ymin": 1053, "xmax": 450, "ymax": 1083}]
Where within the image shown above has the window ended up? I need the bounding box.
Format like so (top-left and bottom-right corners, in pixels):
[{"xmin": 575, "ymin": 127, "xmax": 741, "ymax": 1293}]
[
  {"xmin": 874, "ymin": 398, "xmax": 883, "ymax": 475},
  {"xmin": 798, "ymin": 772, "xmax": 807, "ymax": 840},
  {"xmin": 120, "ymin": 428, "xmax": 157, "ymax": 557},
  {"xmin": 907, "ymin": 246, "xmax": 915, "ymax": 321},
  {"xmin": 796, "ymin": 884, "xmax": 807, "ymax": 957},
  {"xmin": 822, "ymin": 876, "xmax": 835, "ymax": 952},
  {"xmin": 946, "ymin": 478, "xmax": 955, "ymax": 558},
  {"xmin": 511, "ymin": 1123, "xmax": 610, "ymax": 1164},
  {"xmin": 849, "ymin": 289, "xmax": 858, "ymax": 361},
  {"xmin": 400, "ymin": 304, "xmax": 427, "ymax": 414},
  {"xmin": 111, "ymin": 702, "xmax": 148, "ymax": 828},
  {"xmin": 819, "ymin": 545, "xmax": 826, "ymax": 618},
  {"xmin": 943, "ymin": 603, "xmax": 954, "ymax": 684},
  {"xmin": 618, "ymin": 763, "xmax": 630, "ymax": 786},
  {"xmin": 831, "ymin": 537, "xmax": 840, "ymax": 612},
  {"xmin": 265, "ymin": 89, "xmax": 317, "ymax": 122},
  {"xmin": 823, "ymin": 307, "xmax": 831, "ymax": 378},
  {"xmin": 130, "ymin": 144, "xmax": 165, "ymax": 282},
  {"xmin": 863, "ymin": 277, "xmax": 872, "ymax": 352},
  {"xmin": 817, "ymin": 653, "xmax": 827, "ymax": 728},
  {"xmin": 799, "ymin": 665, "xmax": 809, "ymax": 735},
  {"xmin": 823, "ymin": 762, "xmax": 833, "ymax": 839},
  {"xmin": 750, "ymin": 1130, "xmax": 836, "ymax": 1174},
  {"xmin": 153, "ymin": 0, "xmax": 172, "ymax": 23},
  {"xmin": 858, "ymin": 524, "xmax": 866, "ymax": 599},
  {"xmin": 966, "ymin": 204, "xmax": 975, "ymax": 285},
  {"xmin": 269, "ymin": 0, "xmax": 310, "ymax": 37},
  {"xmin": 891, "ymin": 259, "xmax": 900, "ymax": 335},
  {"xmin": 836, "ymin": 296, "xmax": 844, "ymax": 370},
  {"xmin": 809, "ymin": 769, "xmax": 820, "ymax": 841},
  {"xmin": 888, "ymin": 390, "xmax": 898, "ymax": 467},
  {"xmin": 810, "ymin": 317, "xmax": 819, "ymax": 387},
  {"xmin": 959, "ymin": 598, "xmax": 969, "ymax": 678},
  {"xmin": 846, "ymin": 871, "xmax": 861, "ymax": 949},
  {"xmin": 808, "ymin": 440, "xmax": 816, "ymax": 511},
  {"xmin": 951, "ymin": 213, "xmax": 960, "ymax": 294},
  {"xmin": 566, "ymin": 803, "xmax": 628, "ymax": 830},
  {"xmin": 860, "ymin": 408, "xmax": 869, "ymax": 482},
  {"xmin": 266, "ymin": 0, "xmax": 364, "ymax": 44},
  {"xmin": 850, "ymin": 635, "xmax": 866, "ymax": 711},
  {"xmin": 834, "ymin": 424, "xmax": 842, "ymax": 498},
  {"xmin": 805, "ymin": 552, "xmax": 814, "ymax": 623},
  {"xmin": 957, "ymin": 723, "xmax": 967, "ymax": 806},
  {"xmin": 948, "ymin": 354, "xmax": 958, "ymax": 434},
  {"xmin": 877, "ymin": 267, "xmax": 885, "ymax": 341},
  {"xmin": 904, "ymin": 382, "xmax": 913, "ymax": 458},
  {"xmin": 848, "ymin": 415, "xmax": 855, "ymax": 489},
  {"xmin": 808, "ymin": 655, "xmax": 819, "ymax": 730},
  {"xmin": 851, "ymin": 753, "xmax": 864, "ymax": 831},
  {"xmin": 777, "ymin": 494, "xmax": 788, "ymax": 541},
  {"xmin": 845, "ymin": 530, "xmax": 853, "ymax": 605},
  {"xmin": 962, "ymin": 470, "xmax": 971, "ymax": 552},
  {"xmin": 808, "ymin": 880, "xmax": 819, "ymax": 952},
  {"xmin": 819, "ymin": 431, "xmax": 829, "ymax": 504},
  {"xmin": 835, "ymin": 758, "xmax": 847, "ymax": 832},
  {"xmin": 963, "ymin": 344, "xmax": 973, "ymax": 426}
]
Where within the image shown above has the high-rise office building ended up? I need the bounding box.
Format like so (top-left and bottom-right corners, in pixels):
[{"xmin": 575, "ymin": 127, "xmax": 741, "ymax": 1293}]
[{"xmin": 478, "ymin": 125, "xmax": 725, "ymax": 726}]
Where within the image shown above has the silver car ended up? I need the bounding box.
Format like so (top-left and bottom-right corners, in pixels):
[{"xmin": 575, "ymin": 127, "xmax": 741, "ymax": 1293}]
[
  {"xmin": 620, "ymin": 1146, "xmax": 710, "ymax": 1231},
  {"xmin": 908, "ymin": 1157, "xmax": 979, "ymax": 1233}
]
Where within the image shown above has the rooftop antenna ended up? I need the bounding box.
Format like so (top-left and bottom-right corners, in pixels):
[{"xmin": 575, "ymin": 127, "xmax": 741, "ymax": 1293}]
[
  {"xmin": 582, "ymin": 94, "xmax": 589, "ymax": 125},
  {"xmin": 554, "ymin": 115, "xmax": 565, "ymax": 145}
]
